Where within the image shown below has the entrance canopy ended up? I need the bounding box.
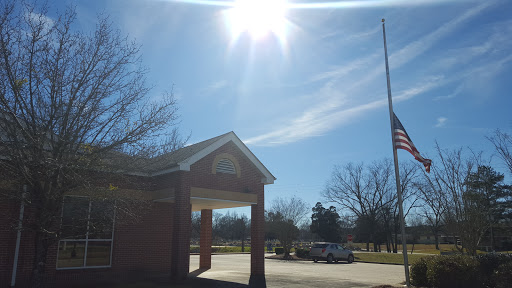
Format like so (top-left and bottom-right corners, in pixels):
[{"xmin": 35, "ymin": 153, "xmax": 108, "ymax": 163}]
[{"xmin": 153, "ymin": 187, "xmax": 257, "ymax": 211}]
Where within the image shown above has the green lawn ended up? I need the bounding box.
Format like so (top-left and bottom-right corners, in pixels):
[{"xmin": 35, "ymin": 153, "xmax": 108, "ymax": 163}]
[
  {"xmin": 190, "ymin": 246, "xmax": 251, "ymax": 253},
  {"xmin": 348, "ymin": 243, "xmax": 459, "ymax": 254},
  {"xmin": 354, "ymin": 252, "xmax": 434, "ymax": 265}
]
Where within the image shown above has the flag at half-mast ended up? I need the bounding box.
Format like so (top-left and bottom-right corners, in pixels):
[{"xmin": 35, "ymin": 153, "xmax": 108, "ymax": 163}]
[{"xmin": 393, "ymin": 113, "xmax": 432, "ymax": 173}]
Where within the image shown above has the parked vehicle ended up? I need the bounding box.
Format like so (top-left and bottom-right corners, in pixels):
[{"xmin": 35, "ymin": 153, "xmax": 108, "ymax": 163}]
[{"xmin": 309, "ymin": 242, "xmax": 354, "ymax": 264}]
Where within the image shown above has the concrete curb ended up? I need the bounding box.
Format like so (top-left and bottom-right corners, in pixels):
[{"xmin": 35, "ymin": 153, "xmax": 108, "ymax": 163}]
[{"xmin": 191, "ymin": 253, "xmax": 412, "ymax": 266}]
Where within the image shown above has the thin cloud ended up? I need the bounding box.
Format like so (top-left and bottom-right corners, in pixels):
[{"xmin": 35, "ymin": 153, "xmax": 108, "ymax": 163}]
[
  {"xmin": 321, "ymin": 25, "xmax": 381, "ymax": 41},
  {"xmin": 244, "ymin": 2, "xmax": 496, "ymax": 146},
  {"xmin": 244, "ymin": 78, "xmax": 444, "ymax": 146},
  {"xmin": 434, "ymin": 84, "xmax": 464, "ymax": 101},
  {"xmin": 202, "ymin": 80, "xmax": 228, "ymax": 95},
  {"xmin": 24, "ymin": 11, "xmax": 55, "ymax": 33},
  {"xmin": 434, "ymin": 20, "xmax": 512, "ymax": 72},
  {"xmin": 347, "ymin": 26, "xmax": 382, "ymax": 41},
  {"xmin": 308, "ymin": 53, "xmax": 380, "ymax": 83},
  {"xmin": 389, "ymin": 1, "xmax": 495, "ymax": 69},
  {"xmin": 435, "ymin": 53, "xmax": 512, "ymax": 101},
  {"xmin": 435, "ymin": 117, "xmax": 448, "ymax": 128}
]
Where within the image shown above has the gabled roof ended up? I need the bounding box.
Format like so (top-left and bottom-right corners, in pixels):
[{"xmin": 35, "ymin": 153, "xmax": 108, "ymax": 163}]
[{"xmin": 142, "ymin": 131, "xmax": 275, "ymax": 184}]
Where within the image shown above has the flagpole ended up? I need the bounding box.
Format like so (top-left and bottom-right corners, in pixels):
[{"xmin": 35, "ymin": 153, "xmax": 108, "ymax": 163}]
[{"xmin": 382, "ymin": 18, "xmax": 410, "ymax": 288}]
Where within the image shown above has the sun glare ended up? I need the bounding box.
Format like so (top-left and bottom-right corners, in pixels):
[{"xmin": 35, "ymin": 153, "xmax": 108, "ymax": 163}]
[{"xmin": 225, "ymin": 0, "xmax": 288, "ymax": 40}]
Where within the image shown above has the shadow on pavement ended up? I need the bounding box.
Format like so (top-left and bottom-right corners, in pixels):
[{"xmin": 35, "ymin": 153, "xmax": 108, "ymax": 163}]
[
  {"xmin": 188, "ymin": 268, "xmax": 209, "ymax": 277},
  {"xmin": 180, "ymin": 277, "xmax": 250, "ymax": 288},
  {"xmin": 185, "ymin": 268, "xmax": 251, "ymax": 287}
]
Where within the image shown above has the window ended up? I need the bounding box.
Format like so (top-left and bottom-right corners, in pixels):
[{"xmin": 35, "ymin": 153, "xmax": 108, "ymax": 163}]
[
  {"xmin": 312, "ymin": 243, "xmax": 328, "ymax": 248},
  {"xmin": 216, "ymin": 158, "xmax": 237, "ymax": 175},
  {"xmin": 57, "ymin": 196, "xmax": 115, "ymax": 269}
]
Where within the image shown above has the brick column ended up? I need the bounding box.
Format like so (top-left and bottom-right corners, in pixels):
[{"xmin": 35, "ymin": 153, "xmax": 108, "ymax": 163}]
[
  {"xmin": 249, "ymin": 184, "xmax": 266, "ymax": 287},
  {"xmin": 171, "ymin": 173, "xmax": 191, "ymax": 280},
  {"xmin": 200, "ymin": 209, "xmax": 212, "ymax": 269}
]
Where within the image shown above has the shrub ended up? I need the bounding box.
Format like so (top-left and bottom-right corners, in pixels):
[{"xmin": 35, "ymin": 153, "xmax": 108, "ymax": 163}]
[
  {"xmin": 189, "ymin": 246, "xmax": 251, "ymax": 253},
  {"xmin": 410, "ymin": 256, "xmax": 434, "ymax": 287},
  {"xmin": 275, "ymin": 247, "xmax": 284, "ymax": 255},
  {"xmin": 214, "ymin": 246, "xmax": 251, "ymax": 253},
  {"xmin": 495, "ymin": 261, "xmax": 512, "ymax": 288},
  {"xmin": 427, "ymin": 255, "xmax": 481, "ymax": 288},
  {"xmin": 295, "ymin": 248, "xmax": 310, "ymax": 259},
  {"xmin": 476, "ymin": 253, "xmax": 512, "ymax": 288}
]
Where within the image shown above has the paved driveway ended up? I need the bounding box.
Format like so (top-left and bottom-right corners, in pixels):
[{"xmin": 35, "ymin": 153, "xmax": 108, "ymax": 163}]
[{"xmin": 189, "ymin": 254, "xmax": 406, "ymax": 288}]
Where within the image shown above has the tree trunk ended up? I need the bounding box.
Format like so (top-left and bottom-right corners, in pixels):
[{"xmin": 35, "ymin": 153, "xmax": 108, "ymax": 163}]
[
  {"xmin": 490, "ymin": 224, "xmax": 494, "ymax": 252},
  {"xmin": 435, "ymin": 234, "xmax": 440, "ymax": 250},
  {"xmin": 283, "ymin": 241, "xmax": 291, "ymax": 259},
  {"xmin": 31, "ymin": 232, "xmax": 50, "ymax": 288},
  {"xmin": 393, "ymin": 232, "xmax": 398, "ymax": 253}
]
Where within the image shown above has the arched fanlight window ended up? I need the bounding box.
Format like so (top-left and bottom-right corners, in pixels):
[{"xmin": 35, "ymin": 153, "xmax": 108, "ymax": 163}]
[{"xmin": 216, "ymin": 158, "xmax": 237, "ymax": 175}]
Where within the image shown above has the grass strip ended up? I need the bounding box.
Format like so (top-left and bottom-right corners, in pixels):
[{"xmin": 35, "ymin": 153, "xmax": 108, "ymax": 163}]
[{"xmin": 354, "ymin": 252, "xmax": 434, "ymax": 265}]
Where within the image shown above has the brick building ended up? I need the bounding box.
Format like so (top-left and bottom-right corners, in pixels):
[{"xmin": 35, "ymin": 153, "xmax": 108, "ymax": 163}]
[{"xmin": 1, "ymin": 132, "xmax": 275, "ymax": 287}]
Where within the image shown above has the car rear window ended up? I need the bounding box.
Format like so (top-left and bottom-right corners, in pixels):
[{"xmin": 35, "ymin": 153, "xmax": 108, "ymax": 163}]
[{"xmin": 312, "ymin": 244, "xmax": 329, "ymax": 248}]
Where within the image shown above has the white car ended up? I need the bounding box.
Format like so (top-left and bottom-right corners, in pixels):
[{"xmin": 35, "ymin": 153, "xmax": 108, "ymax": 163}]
[{"xmin": 309, "ymin": 242, "xmax": 354, "ymax": 264}]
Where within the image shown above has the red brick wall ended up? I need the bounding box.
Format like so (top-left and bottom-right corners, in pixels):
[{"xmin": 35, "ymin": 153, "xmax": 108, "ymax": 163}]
[
  {"xmin": 0, "ymin": 197, "xmax": 19, "ymax": 287},
  {"xmin": 185, "ymin": 140, "xmax": 267, "ymax": 277},
  {"xmin": 170, "ymin": 171, "xmax": 191, "ymax": 280},
  {"xmin": 1, "ymin": 197, "xmax": 174, "ymax": 287},
  {"xmin": 112, "ymin": 201, "xmax": 173, "ymax": 273},
  {"xmin": 200, "ymin": 209, "xmax": 212, "ymax": 269},
  {"xmin": 0, "ymin": 197, "xmax": 58, "ymax": 288},
  {"xmin": 1, "ymin": 139, "xmax": 269, "ymax": 286},
  {"xmin": 188, "ymin": 140, "xmax": 265, "ymax": 195},
  {"xmin": 55, "ymin": 201, "xmax": 174, "ymax": 286},
  {"xmin": 251, "ymin": 185, "xmax": 265, "ymax": 276}
]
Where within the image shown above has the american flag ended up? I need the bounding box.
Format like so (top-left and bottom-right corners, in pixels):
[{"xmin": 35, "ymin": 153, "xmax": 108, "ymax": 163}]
[{"xmin": 393, "ymin": 113, "xmax": 432, "ymax": 173}]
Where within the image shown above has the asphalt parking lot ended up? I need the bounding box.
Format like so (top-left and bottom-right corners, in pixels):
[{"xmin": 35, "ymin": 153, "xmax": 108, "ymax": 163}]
[{"xmin": 188, "ymin": 254, "xmax": 406, "ymax": 288}]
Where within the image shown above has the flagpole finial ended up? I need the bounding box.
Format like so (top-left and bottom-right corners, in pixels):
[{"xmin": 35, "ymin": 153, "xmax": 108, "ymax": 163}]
[{"xmin": 382, "ymin": 18, "xmax": 385, "ymax": 22}]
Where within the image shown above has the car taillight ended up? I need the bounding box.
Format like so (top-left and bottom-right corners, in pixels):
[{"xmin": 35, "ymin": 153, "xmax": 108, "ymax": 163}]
[{"xmin": 322, "ymin": 248, "xmax": 326, "ymax": 253}]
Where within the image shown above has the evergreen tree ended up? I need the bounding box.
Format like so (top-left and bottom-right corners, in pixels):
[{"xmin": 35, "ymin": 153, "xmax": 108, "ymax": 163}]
[{"xmin": 310, "ymin": 202, "xmax": 342, "ymax": 243}]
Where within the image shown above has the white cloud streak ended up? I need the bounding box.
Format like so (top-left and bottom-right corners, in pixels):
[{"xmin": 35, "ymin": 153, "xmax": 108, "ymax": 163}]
[
  {"xmin": 389, "ymin": 1, "xmax": 495, "ymax": 69},
  {"xmin": 244, "ymin": 77, "xmax": 444, "ymax": 146},
  {"xmin": 244, "ymin": 2, "xmax": 495, "ymax": 146},
  {"xmin": 202, "ymin": 80, "xmax": 228, "ymax": 95},
  {"xmin": 435, "ymin": 117, "xmax": 448, "ymax": 128}
]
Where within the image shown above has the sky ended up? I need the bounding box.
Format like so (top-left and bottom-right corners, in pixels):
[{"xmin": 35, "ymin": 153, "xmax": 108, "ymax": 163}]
[{"xmin": 55, "ymin": 0, "xmax": 512, "ymax": 218}]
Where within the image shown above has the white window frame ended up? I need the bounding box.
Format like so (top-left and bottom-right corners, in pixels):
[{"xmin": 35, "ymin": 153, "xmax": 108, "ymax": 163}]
[{"xmin": 56, "ymin": 195, "xmax": 116, "ymax": 270}]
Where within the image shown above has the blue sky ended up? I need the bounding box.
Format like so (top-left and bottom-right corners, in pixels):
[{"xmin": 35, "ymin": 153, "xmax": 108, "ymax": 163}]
[{"xmin": 62, "ymin": 0, "xmax": 512, "ymax": 217}]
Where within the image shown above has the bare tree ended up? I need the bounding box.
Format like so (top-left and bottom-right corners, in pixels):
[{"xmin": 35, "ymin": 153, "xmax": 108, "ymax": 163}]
[
  {"xmin": 268, "ymin": 196, "xmax": 309, "ymax": 226},
  {"xmin": 382, "ymin": 161, "xmax": 420, "ymax": 253},
  {"xmin": 0, "ymin": 1, "xmax": 185, "ymax": 286},
  {"xmin": 408, "ymin": 215, "xmax": 424, "ymax": 254},
  {"xmin": 432, "ymin": 143, "xmax": 487, "ymax": 255},
  {"xmin": 487, "ymin": 129, "xmax": 512, "ymax": 176},
  {"xmin": 324, "ymin": 160, "xmax": 395, "ymax": 252},
  {"xmin": 266, "ymin": 196, "xmax": 309, "ymax": 258},
  {"xmin": 191, "ymin": 212, "xmax": 201, "ymax": 240},
  {"xmin": 415, "ymin": 173, "xmax": 449, "ymax": 250},
  {"xmin": 235, "ymin": 215, "xmax": 249, "ymax": 252}
]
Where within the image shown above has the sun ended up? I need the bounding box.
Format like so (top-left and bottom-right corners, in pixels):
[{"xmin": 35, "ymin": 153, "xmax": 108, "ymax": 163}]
[{"xmin": 225, "ymin": 0, "xmax": 288, "ymax": 40}]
